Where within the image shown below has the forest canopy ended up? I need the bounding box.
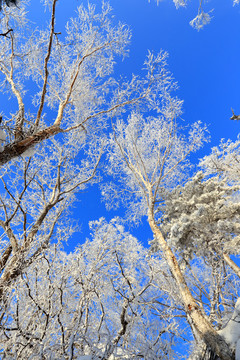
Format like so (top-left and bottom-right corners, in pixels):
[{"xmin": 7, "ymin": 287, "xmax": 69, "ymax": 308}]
[{"xmin": 0, "ymin": 1, "xmax": 239, "ymax": 359}]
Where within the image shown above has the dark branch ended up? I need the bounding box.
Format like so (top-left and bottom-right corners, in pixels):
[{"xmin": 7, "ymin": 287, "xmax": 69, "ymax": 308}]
[
  {"xmin": 0, "ymin": 0, "xmax": 18, "ymax": 11},
  {"xmin": 0, "ymin": 29, "xmax": 13, "ymax": 37},
  {"xmin": 230, "ymin": 108, "xmax": 240, "ymax": 121}
]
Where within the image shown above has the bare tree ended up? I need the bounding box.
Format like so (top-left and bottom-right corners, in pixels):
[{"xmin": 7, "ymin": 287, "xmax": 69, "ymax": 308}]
[
  {"xmin": 0, "ymin": 2, "xmax": 194, "ymax": 358},
  {"xmin": 1, "ymin": 1, "xmax": 240, "ymax": 359},
  {"xmin": 0, "ymin": 1, "xmax": 162, "ymax": 166},
  {"xmin": 103, "ymin": 92, "xmax": 240, "ymax": 358},
  {"xmin": 0, "ymin": 219, "xmax": 183, "ymax": 359},
  {"xmin": 0, "ymin": 0, "xmax": 171, "ymax": 325}
]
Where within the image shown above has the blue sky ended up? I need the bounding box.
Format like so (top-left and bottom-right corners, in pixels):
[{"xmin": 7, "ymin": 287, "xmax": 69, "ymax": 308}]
[{"xmin": 23, "ymin": 1, "xmax": 240, "ymax": 249}]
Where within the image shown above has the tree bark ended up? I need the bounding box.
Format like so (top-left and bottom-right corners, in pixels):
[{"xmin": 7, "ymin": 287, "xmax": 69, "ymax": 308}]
[{"xmin": 0, "ymin": 125, "xmax": 62, "ymax": 166}]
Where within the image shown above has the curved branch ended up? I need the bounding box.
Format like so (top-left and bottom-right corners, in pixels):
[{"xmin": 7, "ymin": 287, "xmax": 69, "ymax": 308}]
[{"xmin": 223, "ymin": 253, "xmax": 240, "ymax": 279}]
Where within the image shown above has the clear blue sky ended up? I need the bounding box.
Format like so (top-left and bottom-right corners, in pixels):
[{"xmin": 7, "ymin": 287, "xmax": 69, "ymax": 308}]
[{"xmin": 25, "ymin": 0, "xmax": 240, "ymax": 249}]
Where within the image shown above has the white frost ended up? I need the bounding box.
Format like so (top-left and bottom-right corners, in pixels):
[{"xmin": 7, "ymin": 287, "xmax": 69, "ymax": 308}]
[
  {"xmin": 0, "ymin": 130, "xmax": 6, "ymax": 141},
  {"xmin": 218, "ymin": 298, "xmax": 240, "ymax": 356},
  {"xmin": 22, "ymin": 146, "xmax": 36, "ymax": 158},
  {"xmin": 189, "ymin": 10, "xmax": 212, "ymax": 31},
  {"xmin": 236, "ymin": 339, "xmax": 240, "ymax": 360},
  {"xmin": 0, "ymin": 129, "xmax": 6, "ymax": 152}
]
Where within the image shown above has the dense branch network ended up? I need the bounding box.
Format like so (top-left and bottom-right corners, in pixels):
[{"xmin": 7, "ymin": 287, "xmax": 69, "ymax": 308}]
[{"xmin": 0, "ymin": 1, "xmax": 239, "ymax": 359}]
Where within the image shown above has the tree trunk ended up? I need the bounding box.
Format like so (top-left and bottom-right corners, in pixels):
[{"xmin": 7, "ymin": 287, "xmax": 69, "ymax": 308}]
[{"xmin": 147, "ymin": 207, "xmax": 234, "ymax": 360}]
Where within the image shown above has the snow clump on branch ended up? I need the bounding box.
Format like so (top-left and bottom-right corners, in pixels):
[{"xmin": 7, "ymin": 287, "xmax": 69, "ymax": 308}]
[{"xmin": 158, "ymin": 172, "xmax": 240, "ymax": 259}]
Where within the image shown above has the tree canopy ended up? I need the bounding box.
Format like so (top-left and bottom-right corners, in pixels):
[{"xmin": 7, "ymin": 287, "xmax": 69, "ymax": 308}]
[{"xmin": 0, "ymin": 1, "xmax": 240, "ymax": 360}]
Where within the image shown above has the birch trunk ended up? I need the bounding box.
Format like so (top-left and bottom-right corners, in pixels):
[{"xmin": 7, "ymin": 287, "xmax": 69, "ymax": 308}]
[{"xmin": 147, "ymin": 206, "xmax": 234, "ymax": 360}]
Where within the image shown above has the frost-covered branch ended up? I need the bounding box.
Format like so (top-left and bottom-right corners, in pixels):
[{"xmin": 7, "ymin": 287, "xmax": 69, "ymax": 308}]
[
  {"xmin": 35, "ymin": 0, "xmax": 57, "ymax": 127},
  {"xmin": 151, "ymin": 0, "xmax": 238, "ymax": 30},
  {"xmin": 0, "ymin": 219, "xmax": 181, "ymax": 358}
]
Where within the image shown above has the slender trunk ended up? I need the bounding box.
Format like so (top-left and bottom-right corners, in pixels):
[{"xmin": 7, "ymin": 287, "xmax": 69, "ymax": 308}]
[{"xmin": 147, "ymin": 207, "xmax": 234, "ymax": 360}]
